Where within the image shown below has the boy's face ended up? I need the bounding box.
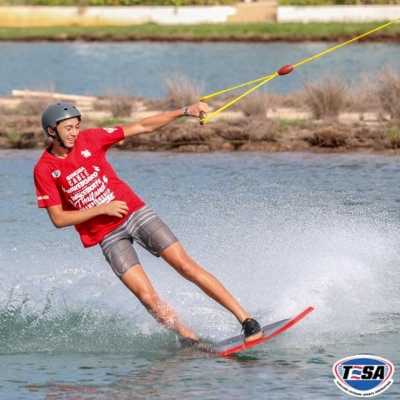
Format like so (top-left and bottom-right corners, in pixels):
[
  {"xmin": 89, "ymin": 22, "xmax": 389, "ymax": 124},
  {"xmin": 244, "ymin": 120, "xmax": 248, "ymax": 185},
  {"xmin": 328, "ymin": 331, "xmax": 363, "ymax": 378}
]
[{"xmin": 50, "ymin": 117, "xmax": 80, "ymax": 149}]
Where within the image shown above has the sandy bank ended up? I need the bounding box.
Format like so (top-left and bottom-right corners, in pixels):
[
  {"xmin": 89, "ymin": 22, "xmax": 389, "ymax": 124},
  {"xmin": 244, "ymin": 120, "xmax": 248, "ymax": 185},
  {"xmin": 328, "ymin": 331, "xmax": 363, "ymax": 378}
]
[{"xmin": 0, "ymin": 90, "xmax": 398, "ymax": 154}]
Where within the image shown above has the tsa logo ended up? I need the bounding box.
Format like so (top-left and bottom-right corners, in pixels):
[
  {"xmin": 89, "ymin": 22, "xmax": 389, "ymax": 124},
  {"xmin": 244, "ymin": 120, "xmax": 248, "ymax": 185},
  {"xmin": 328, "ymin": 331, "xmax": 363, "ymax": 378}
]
[{"xmin": 333, "ymin": 355, "xmax": 394, "ymax": 397}]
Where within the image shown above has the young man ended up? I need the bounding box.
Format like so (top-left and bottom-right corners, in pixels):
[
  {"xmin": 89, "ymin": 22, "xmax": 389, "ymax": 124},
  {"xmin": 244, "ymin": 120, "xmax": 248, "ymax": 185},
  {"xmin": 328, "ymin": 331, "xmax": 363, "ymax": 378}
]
[{"xmin": 33, "ymin": 101, "xmax": 262, "ymax": 347}]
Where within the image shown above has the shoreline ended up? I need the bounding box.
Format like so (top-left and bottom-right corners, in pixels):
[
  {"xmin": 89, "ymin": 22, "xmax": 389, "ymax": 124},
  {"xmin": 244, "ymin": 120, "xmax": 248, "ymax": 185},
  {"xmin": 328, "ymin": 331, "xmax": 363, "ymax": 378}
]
[
  {"xmin": 1, "ymin": 91, "xmax": 399, "ymax": 155},
  {"xmin": 2, "ymin": 35, "xmax": 400, "ymax": 44},
  {"xmin": 1, "ymin": 22, "xmax": 400, "ymax": 43}
]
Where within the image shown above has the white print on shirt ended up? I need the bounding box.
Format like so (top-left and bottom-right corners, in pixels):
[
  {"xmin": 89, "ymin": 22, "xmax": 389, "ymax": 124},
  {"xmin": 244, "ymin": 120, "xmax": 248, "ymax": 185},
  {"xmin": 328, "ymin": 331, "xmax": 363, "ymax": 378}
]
[
  {"xmin": 104, "ymin": 128, "xmax": 117, "ymax": 134},
  {"xmin": 63, "ymin": 165, "xmax": 115, "ymax": 210},
  {"xmin": 81, "ymin": 149, "xmax": 91, "ymax": 158}
]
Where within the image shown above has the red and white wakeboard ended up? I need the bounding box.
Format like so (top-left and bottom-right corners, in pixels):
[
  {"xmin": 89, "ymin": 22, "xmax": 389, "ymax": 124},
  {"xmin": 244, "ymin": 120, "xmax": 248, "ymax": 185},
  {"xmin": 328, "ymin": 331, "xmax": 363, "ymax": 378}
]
[{"xmin": 202, "ymin": 306, "xmax": 314, "ymax": 356}]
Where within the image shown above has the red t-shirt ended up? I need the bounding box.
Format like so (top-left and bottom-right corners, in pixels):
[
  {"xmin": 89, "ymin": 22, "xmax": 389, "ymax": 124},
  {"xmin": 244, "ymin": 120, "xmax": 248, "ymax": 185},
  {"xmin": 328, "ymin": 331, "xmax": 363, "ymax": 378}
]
[{"xmin": 33, "ymin": 126, "xmax": 145, "ymax": 247}]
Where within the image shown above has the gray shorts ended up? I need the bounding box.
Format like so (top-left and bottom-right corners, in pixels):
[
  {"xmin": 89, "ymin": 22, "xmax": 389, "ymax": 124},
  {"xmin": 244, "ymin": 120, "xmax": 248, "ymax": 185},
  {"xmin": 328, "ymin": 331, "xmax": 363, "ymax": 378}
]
[{"xmin": 100, "ymin": 205, "xmax": 178, "ymax": 278}]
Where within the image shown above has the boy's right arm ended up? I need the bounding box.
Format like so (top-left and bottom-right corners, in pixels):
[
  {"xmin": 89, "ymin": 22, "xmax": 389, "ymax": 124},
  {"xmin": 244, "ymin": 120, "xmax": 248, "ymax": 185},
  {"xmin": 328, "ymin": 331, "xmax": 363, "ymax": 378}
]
[{"xmin": 46, "ymin": 201, "xmax": 129, "ymax": 228}]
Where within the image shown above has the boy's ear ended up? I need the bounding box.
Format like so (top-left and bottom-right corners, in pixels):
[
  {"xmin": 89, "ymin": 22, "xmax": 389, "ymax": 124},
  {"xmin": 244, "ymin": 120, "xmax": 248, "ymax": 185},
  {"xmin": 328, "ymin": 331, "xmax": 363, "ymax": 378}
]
[{"xmin": 47, "ymin": 127, "xmax": 55, "ymax": 137}]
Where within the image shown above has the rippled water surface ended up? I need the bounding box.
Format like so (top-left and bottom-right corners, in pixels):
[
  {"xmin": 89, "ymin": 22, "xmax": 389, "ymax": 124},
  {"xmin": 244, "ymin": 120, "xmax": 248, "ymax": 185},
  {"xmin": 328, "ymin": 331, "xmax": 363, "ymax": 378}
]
[
  {"xmin": 1, "ymin": 150, "xmax": 399, "ymax": 399},
  {"xmin": 0, "ymin": 42, "xmax": 399, "ymax": 98}
]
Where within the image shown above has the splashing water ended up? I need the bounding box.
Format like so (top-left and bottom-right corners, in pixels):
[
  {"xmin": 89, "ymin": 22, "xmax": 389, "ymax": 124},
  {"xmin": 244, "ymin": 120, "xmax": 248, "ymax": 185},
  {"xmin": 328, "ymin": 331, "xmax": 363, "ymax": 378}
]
[{"xmin": 1, "ymin": 151, "xmax": 400, "ymax": 355}]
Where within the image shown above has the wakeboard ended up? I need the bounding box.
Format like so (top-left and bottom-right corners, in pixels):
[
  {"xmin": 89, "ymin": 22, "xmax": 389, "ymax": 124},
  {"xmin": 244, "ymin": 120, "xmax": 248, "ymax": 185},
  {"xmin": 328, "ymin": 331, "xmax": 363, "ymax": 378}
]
[{"xmin": 202, "ymin": 306, "xmax": 314, "ymax": 356}]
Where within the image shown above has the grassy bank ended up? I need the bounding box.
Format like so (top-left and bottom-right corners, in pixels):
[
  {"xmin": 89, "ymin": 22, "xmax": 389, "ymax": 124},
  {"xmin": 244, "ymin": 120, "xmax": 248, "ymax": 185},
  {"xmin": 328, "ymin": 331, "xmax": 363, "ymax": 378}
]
[
  {"xmin": 1, "ymin": 68, "xmax": 400, "ymax": 154},
  {"xmin": 1, "ymin": 22, "xmax": 400, "ymax": 42},
  {"xmin": 1, "ymin": 11, "xmax": 399, "ymax": 154}
]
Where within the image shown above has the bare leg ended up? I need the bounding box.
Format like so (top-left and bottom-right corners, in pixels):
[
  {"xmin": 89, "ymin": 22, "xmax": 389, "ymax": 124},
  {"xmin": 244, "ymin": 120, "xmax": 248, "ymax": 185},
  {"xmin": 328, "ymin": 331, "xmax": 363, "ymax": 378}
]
[
  {"xmin": 160, "ymin": 242, "xmax": 252, "ymax": 324},
  {"xmin": 121, "ymin": 264, "xmax": 198, "ymax": 340}
]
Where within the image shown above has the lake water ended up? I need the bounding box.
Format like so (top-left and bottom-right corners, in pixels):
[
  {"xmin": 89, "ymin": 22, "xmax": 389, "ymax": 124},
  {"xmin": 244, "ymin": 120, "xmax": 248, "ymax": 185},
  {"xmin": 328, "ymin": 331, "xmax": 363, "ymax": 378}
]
[
  {"xmin": 0, "ymin": 41, "xmax": 399, "ymax": 99},
  {"xmin": 0, "ymin": 149, "xmax": 399, "ymax": 399}
]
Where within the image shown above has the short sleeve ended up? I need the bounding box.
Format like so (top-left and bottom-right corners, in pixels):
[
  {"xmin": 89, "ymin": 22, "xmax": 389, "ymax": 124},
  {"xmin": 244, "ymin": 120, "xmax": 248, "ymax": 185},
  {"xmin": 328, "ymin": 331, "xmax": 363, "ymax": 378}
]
[
  {"xmin": 87, "ymin": 126, "xmax": 125, "ymax": 151},
  {"xmin": 33, "ymin": 165, "xmax": 62, "ymax": 208}
]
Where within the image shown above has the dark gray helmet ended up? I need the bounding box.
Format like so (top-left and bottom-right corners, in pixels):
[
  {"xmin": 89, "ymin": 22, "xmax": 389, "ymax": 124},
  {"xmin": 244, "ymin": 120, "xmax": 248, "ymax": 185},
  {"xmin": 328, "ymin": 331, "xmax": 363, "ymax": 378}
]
[{"xmin": 41, "ymin": 102, "xmax": 81, "ymax": 137}]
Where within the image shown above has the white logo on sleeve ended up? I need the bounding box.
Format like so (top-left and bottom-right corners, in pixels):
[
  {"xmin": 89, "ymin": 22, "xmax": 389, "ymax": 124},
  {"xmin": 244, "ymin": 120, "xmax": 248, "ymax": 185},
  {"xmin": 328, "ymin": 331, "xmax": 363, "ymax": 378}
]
[{"xmin": 104, "ymin": 128, "xmax": 117, "ymax": 134}]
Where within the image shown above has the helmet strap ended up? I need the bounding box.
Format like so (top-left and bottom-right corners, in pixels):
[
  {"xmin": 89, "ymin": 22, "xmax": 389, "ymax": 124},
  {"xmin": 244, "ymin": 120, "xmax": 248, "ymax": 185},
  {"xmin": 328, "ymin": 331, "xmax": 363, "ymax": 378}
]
[{"xmin": 50, "ymin": 127, "xmax": 70, "ymax": 150}]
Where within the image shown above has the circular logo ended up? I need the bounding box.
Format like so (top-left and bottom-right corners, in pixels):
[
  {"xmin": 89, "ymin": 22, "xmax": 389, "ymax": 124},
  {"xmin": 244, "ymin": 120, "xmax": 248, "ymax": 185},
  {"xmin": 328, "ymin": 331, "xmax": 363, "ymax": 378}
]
[{"xmin": 333, "ymin": 355, "xmax": 394, "ymax": 397}]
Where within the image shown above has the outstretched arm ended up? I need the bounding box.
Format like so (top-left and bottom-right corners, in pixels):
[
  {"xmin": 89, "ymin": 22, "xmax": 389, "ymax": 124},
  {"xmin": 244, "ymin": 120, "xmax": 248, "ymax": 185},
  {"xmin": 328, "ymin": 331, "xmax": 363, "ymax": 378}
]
[
  {"xmin": 46, "ymin": 201, "xmax": 129, "ymax": 228},
  {"xmin": 122, "ymin": 102, "xmax": 208, "ymax": 138}
]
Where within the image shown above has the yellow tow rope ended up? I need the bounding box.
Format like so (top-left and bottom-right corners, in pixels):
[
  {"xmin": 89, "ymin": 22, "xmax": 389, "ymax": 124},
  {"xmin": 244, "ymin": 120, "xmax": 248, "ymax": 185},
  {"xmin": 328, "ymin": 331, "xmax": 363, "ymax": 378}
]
[{"xmin": 199, "ymin": 17, "xmax": 400, "ymax": 125}]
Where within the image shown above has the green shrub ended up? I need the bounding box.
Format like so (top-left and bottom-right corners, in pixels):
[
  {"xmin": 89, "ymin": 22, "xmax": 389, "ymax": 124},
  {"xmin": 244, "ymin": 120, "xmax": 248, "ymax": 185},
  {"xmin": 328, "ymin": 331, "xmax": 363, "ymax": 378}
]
[
  {"xmin": 161, "ymin": 69, "xmax": 204, "ymax": 109},
  {"xmin": 387, "ymin": 123, "xmax": 400, "ymax": 149},
  {"xmin": 305, "ymin": 125, "xmax": 348, "ymax": 148},
  {"xmin": 16, "ymin": 98, "xmax": 52, "ymax": 116},
  {"xmin": 239, "ymin": 92, "xmax": 269, "ymax": 118},
  {"xmin": 303, "ymin": 74, "xmax": 347, "ymax": 120},
  {"xmin": 6, "ymin": 130, "xmax": 37, "ymax": 148},
  {"xmin": 96, "ymin": 89, "xmax": 136, "ymax": 118},
  {"xmin": 376, "ymin": 66, "xmax": 400, "ymax": 120}
]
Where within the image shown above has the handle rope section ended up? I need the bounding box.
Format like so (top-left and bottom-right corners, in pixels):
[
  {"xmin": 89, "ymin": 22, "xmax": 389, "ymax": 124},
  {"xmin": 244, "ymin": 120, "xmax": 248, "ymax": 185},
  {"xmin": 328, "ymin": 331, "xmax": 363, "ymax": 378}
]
[
  {"xmin": 199, "ymin": 17, "xmax": 400, "ymax": 125},
  {"xmin": 200, "ymin": 74, "xmax": 278, "ymax": 125}
]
